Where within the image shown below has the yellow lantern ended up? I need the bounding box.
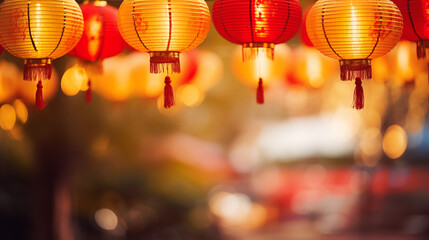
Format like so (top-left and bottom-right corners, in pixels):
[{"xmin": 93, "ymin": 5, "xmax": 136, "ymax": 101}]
[
  {"xmin": 306, "ymin": 0, "xmax": 403, "ymax": 109},
  {"xmin": 118, "ymin": 0, "xmax": 211, "ymax": 108},
  {"xmin": 0, "ymin": 0, "xmax": 84, "ymax": 109}
]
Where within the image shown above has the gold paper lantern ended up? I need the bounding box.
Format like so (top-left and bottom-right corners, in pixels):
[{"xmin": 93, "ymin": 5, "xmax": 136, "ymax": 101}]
[
  {"xmin": 0, "ymin": 0, "xmax": 84, "ymax": 109},
  {"xmin": 306, "ymin": 0, "xmax": 403, "ymax": 109},
  {"xmin": 118, "ymin": 0, "xmax": 211, "ymax": 108}
]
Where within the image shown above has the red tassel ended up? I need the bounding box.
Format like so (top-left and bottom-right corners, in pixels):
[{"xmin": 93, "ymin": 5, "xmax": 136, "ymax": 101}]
[
  {"xmin": 164, "ymin": 76, "xmax": 175, "ymax": 109},
  {"xmin": 417, "ymin": 40, "xmax": 429, "ymax": 59},
  {"xmin": 24, "ymin": 62, "xmax": 52, "ymax": 81},
  {"xmin": 353, "ymin": 77, "xmax": 364, "ymax": 110},
  {"xmin": 86, "ymin": 80, "xmax": 92, "ymax": 103},
  {"xmin": 35, "ymin": 80, "xmax": 45, "ymax": 110},
  {"xmin": 257, "ymin": 77, "xmax": 264, "ymax": 104},
  {"xmin": 339, "ymin": 59, "xmax": 372, "ymax": 81}
]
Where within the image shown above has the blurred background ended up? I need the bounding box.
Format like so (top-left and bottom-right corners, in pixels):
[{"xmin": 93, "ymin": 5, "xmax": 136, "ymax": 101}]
[{"xmin": 0, "ymin": 0, "xmax": 429, "ymax": 239}]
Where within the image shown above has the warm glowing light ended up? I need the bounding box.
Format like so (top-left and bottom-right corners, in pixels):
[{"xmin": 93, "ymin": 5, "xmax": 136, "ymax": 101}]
[
  {"xmin": 360, "ymin": 128, "xmax": 382, "ymax": 156},
  {"xmin": 95, "ymin": 208, "xmax": 118, "ymax": 231},
  {"xmin": 61, "ymin": 66, "xmax": 88, "ymax": 96},
  {"xmin": 191, "ymin": 50, "xmax": 223, "ymax": 91},
  {"xmin": 87, "ymin": 16, "xmax": 103, "ymax": 58},
  {"xmin": 209, "ymin": 192, "xmax": 252, "ymax": 225},
  {"xmin": 232, "ymin": 44, "xmax": 291, "ymax": 88},
  {"xmin": 292, "ymin": 46, "xmax": 337, "ymax": 88},
  {"xmin": 306, "ymin": 53, "xmax": 323, "ymax": 88},
  {"xmin": 0, "ymin": 61, "xmax": 20, "ymax": 103},
  {"xmin": 397, "ymin": 43, "xmax": 413, "ymax": 80},
  {"xmin": 0, "ymin": 104, "xmax": 16, "ymax": 131},
  {"xmin": 177, "ymin": 84, "xmax": 204, "ymax": 107},
  {"xmin": 91, "ymin": 55, "xmax": 133, "ymax": 102},
  {"xmin": 13, "ymin": 99, "xmax": 28, "ymax": 124},
  {"xmin": 382, "ymin": 125, "xmax": 407, "ymax": 159}
]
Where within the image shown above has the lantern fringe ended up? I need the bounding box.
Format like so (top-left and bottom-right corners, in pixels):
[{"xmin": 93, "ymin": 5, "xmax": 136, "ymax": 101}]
[
  {"xmin": 35, "ymin": 80, "xmax": 45, "ymax": 110},
  {"xmin": 86, "ymin": 80, "xmax": 92, "ymax": 103},
  {"xmin": 257, "ymin": 77, "xmax": 264, "ymax": 104},
  {"xmin": 417, "ymin": 40, "xmax": 429, "ymax": 59},
  {"xmin": 352, "ymin": 77, "xmax": 364, "ymax": 110},
  {"xmin": 164, "ymin": 76, "xmax": 175, "ymax": 109},
  {"xmin": 24, "ymin": 63, "xmax": 52, "ymax": 81},
  {"xmin": 242, "ymin": 46, "xmax": 274, "ymax": 61},
  {"xmin": 339, "ymin": 59, "xmax": 372, "ymax": 81},
  {"xmin": 150, "ymin": 56, "xmax": 181, "ymax": 74}
]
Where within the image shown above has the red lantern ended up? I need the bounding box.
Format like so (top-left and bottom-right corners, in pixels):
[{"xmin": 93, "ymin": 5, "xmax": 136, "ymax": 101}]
[
  {"xmin": 392, "ymin": 0, "xmax": 429, "ymax": 59},
  {"xmin": 68, "ymin": 0, "xmax": 126, "ymax": 102},
  {"xmin": 213, "ymin": 0, "xmax": 302, "ymax": 104},
  {"xmin": 299, "ymin": 4, "xmax": 314, "ymax": 47}
]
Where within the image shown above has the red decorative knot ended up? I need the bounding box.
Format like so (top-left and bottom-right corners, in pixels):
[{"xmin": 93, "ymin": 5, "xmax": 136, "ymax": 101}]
[
  {"xmin": 35, "ymin": 80, "xmax": 45, "ymax": 110},
  {"xmin": 257, "ymin": 77, "xmax": 264, "ymax": 104},
  {"xmin": 353, "ymin": 77, "xmax": 364, "ymax": 110},
  {"xmin": 164, "ymin": 76, "xmax": 175, "ymax": 109}
]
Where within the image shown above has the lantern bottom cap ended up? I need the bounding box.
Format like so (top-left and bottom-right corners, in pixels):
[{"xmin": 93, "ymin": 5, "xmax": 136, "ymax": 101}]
[
  {"xmin": 339, "ymin": 59, "xmax": 372, "ymax": 81},
  {"xmin": 242, "ymin": 43, "xmax": 275, "ymax": 61},
  {"xmin": 150, "ymin": 52, "xmax": 181, "ymax": 74},
  {"xmin": 417, "ymin": 40, "xmax": 429, "ymax": 59},
  {"xmin": 24, "ymin": 58, "xmax": 52, "ymax": 81}
]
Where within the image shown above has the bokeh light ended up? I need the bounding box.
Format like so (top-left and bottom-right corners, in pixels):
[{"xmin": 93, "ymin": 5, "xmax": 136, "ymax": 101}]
[
  {"xmin": 382, "ymin": 125, "xmax": 408, "ymax": 159},
  {"xmin": 13, "ymin": 99, "xmax": 28, "ymax": 124},
  {"xmin": 95, "ymin": 208, "xmax": 118, "ymax": 231},
  {"xmin": 0, "ymin": 104, "xmax": 16, "ymax": 131},
  {"xmin": 61, "ymin": 65, "xmax": 88, "ymax": 96}
]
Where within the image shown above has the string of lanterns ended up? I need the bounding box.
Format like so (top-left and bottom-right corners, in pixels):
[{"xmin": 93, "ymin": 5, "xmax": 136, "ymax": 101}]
[{"xmin": 0, "ymin": 0, "xmax": 426, "ymax": 112}]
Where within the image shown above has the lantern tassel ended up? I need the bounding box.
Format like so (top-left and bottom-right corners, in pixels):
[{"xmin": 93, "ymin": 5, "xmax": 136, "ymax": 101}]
[
  {"xmin": 24, "ymin": 62, "xmax": 52, "ymax": 81},
  {"xmin": 86, "ymin": 80, "xmax": 92, "ymax": 103},
  {"xmin": 35, "ymin": 80, "xmax": 45, "ymax": 110},
  {"xmin": 257, "ymin": 77, "xmax": 264, "ymax": 104},
  {"xmin": 339, "ymin": 59, "xmax": 371, "ymax": 81},
  {"xmin": 352, "ymin": 77, "xmax": 364, "ymax": 110},
  {"xmin": 417, "ymin": 40, "xmax": 429, "ymax": 59},
  {"xmin": 150, "ymin": 52, "xmax": 181, "ymax": 74},
  {"xmin": 164, "ymin": 76, "xmax": 175, "ymax": 108}
]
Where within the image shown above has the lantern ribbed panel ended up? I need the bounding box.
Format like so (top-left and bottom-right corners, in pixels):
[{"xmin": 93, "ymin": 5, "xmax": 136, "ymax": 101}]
[
  {"xmin": 392, "ymin": 0, "xmax": 429, "ymax": 41},
  {"xmin": 117, "ymin": 0, "xmax": 211, "ymax": 53},
  {"xmin": 69, "ymin": 3, "xmax": 126, "ymax": 62},
  {"xmin": 306, "ymin": 0, "xmax": 403, "ymax": 60},
  {"xmin": 0, "ymin": 0, "xmax": 84, "ymax": 60},
  {"xmin": 212, "ymin": 0, "xmax": 302, "ymax": 45}
]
